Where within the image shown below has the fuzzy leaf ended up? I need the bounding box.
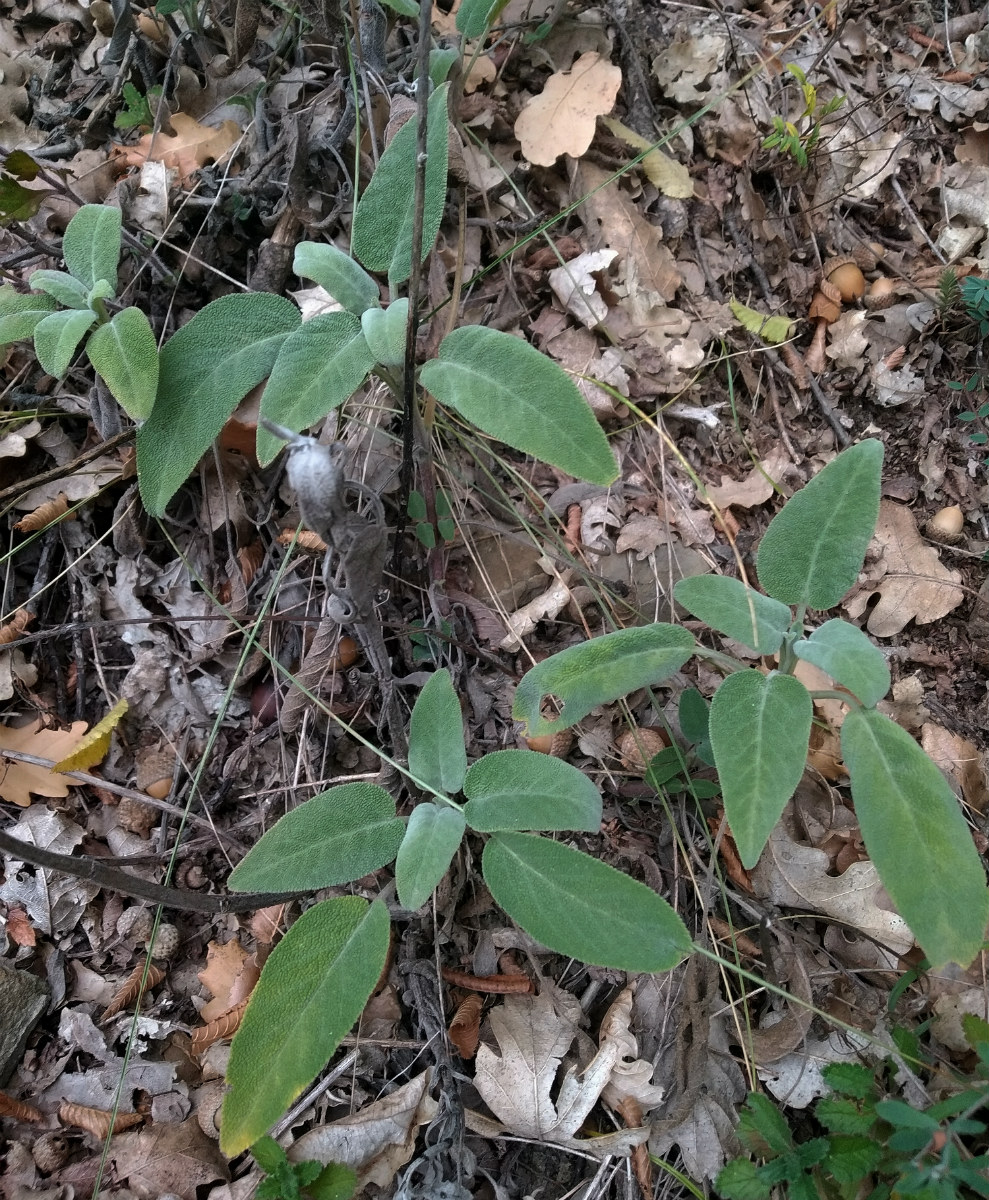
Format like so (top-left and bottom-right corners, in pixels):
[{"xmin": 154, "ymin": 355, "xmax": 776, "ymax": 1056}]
[
  {"xmin": 673, "ymin": 575, "xmax": 792, "ymax": 654},
  {"xmin": 394, "ymin": 803, "xmax": 465, "ymax": 910},
  {"xmin": 221, "ymin": 897, "xmax": 390, "ymax": 1155},
  {"xmin": 482, "ymin": 832, "xmax": 692, "ymax": 972},
  {"xmin": 842, "ymin": 706, "xmax": 989, "ymax": 968},
  {"xmin": 257, "ymin": 311, "xmax": 374, "ymax": 465},
  {"xmin": 0, "ymin": 285, "xmax": 58, "ymax": 344},
  {"xmin": 709, "ymin": 670, "xmax": 812, "ymax": 868},
  {"xmin": 352, "ymin": 83, "xmax": 450, "ymax": 285},
  {"xmin": 513, "ymin": 624, "xmax": 694, "ymax": 737},
  {"xmin": 756, "ymin": 440, "xmax": 882, "ymax": 609},
  {"xmin": 463, "ymin": 750, "xmax": 602, "ymax": 832},
  {"xmin": 86, "ymin": 307, "xmax": 159, "ymax": 419},
  {"xmin": 62, "ymin": 204, "xmax": 121, "ymax": 292},
  {"xmin": 421, "ymin": 325, "xmax": 618, "ymax": 486},
  {"xmin": 793, "ymin": 619, "xmax": 890, "ymax": 707},
  {"xmin": 293, "ymin": 243, "xmax": 380, "ymax": 316},
  {"xmin": 408, "ymin": 668, "xmax": 467, "ymax": 795},
  {"xmin": 33, "ymin": 309, "xmax": 97, "ymax": 377},
  {"xmin": 137, "ymin": 293, "xmax": 300, "ymax": 514},
  {"xmin": 227, "ymin": 783, "xmax": 404, "ymax": 892}
]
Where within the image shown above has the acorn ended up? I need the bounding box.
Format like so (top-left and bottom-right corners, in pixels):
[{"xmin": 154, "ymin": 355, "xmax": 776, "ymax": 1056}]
[
  {"xmin": 926, "ymin": 505, "xmax": 964, "ymax": 544},
  {"xmin": 823, "ymin": 256, "xmax": 866, "ymax": 302},
  {"xmin": 864, "ymin": 276, "xmax": 897, "ymax": 310}
]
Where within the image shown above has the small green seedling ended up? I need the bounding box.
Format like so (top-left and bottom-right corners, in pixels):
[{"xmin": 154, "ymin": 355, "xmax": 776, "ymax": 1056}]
[
  {"xmin": 762, "ymin": 63, "xmax": 846, "ymax": 168},
  {"xmin": 717, "ymin": 1015, "xmax": 989, "ymax": 1200},
  {"xmin": 114, "ymin": 82, "xmax": 164, "ymax": 131},
  {"xmin": 0, "ymin": 204, "xmax": 158, "ymax": 418},
  {"xmin": 251, "ymin": 1135, "xmax": 356, "ymax": 1200}
]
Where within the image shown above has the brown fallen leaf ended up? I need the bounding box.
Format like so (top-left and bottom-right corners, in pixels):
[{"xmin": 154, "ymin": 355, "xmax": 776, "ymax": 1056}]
[
  {"xmin": 190, "ymin": 998, "xmax": 248, "ymax": 1056},
  {"xmin": 448, "ymin": 993, "xmax": 482, "ymax": 1059},
  {"xmin": 844, "ymin": 501, "xmax": 964, "ymax": 637},
  {"xmin": 112, "ymin": 113, "xmax": 242, "ymax": 187},
  {"xmin": 921, "ymin": 723, "xmax": 989, "ymax": 814},
  {"xmin": 59, "ymin": 1101, "xmax": 143, "ymax": 1138},
  {"xmin": 197, "ymin": 937, "xmax": 258, "ymax": 1022},
  {"xmin": 472, "ymin": 989, "xmax": 653, "ymax": 1157},
  {"xmin": 704, "ymin": 447, "xmax": 795, "ymax": 510},
  {"xmin": 101, "ymin": 959, "xmax": 166, "ymax": 1022},
  {"xmin": 750, "ymin": 788, "xmax": 913, "ymax": 963},
  {"xmin": 289, "ymin": 1069, "xmax": 437, "ymax": 1192},
  {"xmin": 13, "ymin": 493, "xmax": 70, "ymax": 531},
  {"xmin": 109, "ymin": 1117, "xmax": 229, "ymax": 1199},
  {"xmin": 515, "ymin": 52, "xmax": 622, "ymax": 167},
  {"xmin": 0, "ymin": 718, "xmax": 88, "ymax": 806}
]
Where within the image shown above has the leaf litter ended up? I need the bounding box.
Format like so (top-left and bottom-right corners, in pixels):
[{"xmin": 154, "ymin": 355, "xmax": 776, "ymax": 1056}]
[{"xmin": 0, "ymin": 0, "xmax": 988, "ymax": 1195}]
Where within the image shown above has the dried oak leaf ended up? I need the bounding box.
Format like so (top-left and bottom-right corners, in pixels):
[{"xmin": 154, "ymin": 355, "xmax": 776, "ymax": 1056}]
[
  {"xmin": 112, "ymin": 113, "xmax": 241, "ymax": 187},
  {"xmin": 843, "ymin": 501, "xmax": 963, "ymax": 636},
  {"xmin": 473, "ymin": 990, "xmax": 652, "ymax": 1157},
  {"xmin": 0, "ymin": 718, "xmax": 88, "ymax": 806},
  {"xmin": 515, "ymin": 52, "xmax": 622, "ymax": 167}
]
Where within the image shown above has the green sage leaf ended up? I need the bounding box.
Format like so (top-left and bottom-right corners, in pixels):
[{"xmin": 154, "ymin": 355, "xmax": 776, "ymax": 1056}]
[
  {"xmin": 257, "ymin": 311, "xmax": 374, "ymax": 465},
  {"xmin": 793, "ymin": 620, "xmax": 890, "ymax": 708},
  {"xmin": 62, "ymin": 204, "xmax": 121, "ymax": 292},
  {"xmin": 709, "ymin": 670, "xmax": 812, "ymax": 868},
  {"xmin": 86, "ymin": 306, "xmax": 159, "ymax": 419},
  {"xmin": 33, "ymin": 308, "xmax": 97, "ymax": 377},
  {"xmin": 293, "ymin": 242, "xmax": 380, "ymax": 316},
  {"xmin": 842, "ymin": 706, "xmax": 989, "ymax": 968},
  {"xmin": 420, "ymin": 325, "xmax": 618, "ymax": 486},
  {"xmin": 673, "ymin": 575, "xmax": 792, "ymax": 654},
  {"xmin": 0, "ymin": 284, "xmax": 57, "ymax": 345},
  {"xmin": 513, "ymin": 624, "xmax": 695, "ymax": 737},
  {"xmin": 221, "ymin": 897, "xmax": 390, "ymax": 1155},
  {"xmin": 756, "ymin": 440, "xmax": 882, "ymax": 609},
  {"xmin": 394, "ymin": 803, "xmax": 465, "ymax": 910},
  {"xmin": 482, "ymin": 832, "xmax": 692, "ymax": 972},
  {"xmin": 463, "ymin": 750, "xmax": 601, "ymax": 832},
  {"xmin": 228, "ymin": 783, "xmax": 404, "ymax": 892},
  {"xmin": 137, "ymin": 293, "xmax": 300, "ymax": 515},
  {"xmin": 408, "ymin": 668, "xmax": 467, "ymax": 795},
  {"xmin": 352, "ymin": 83, "xmax": 450, "ymax": 285},
  {"xmin": 28, "ymin": 269, "xmax": 91, "ymax": 310}
]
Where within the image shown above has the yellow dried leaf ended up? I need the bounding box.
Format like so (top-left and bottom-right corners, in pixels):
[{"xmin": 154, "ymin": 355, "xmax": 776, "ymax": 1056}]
[
  {"xmin": 52, "ymin": 698, "xmax": 128, "ymax": 773},
  {"xmin": 0, "ymin": 719, "xmax": 89, "ymax": 807},
  {"xmin": 600, "ymin": 117, "xmax": 694, "ymax": 198},
  {"xmin": 515, "ymin": 52, "xmax": 622, "ymax": 167},
  {"xmin": 729, "ymin": 298, "xmax": 796, "ymax": 345}
]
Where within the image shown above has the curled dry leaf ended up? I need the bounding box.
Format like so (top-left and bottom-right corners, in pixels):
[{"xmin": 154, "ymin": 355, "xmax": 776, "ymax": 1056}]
[
  {"xmin": 101, "ymin": 959, "xmax": 166, "ymax": 1021},
  {"xmin": 59, "ymin": 1101, "xmax": 143, "ymax": 1137},
  {"xmin": 473, "ymin": 989, "xmax": 655, "ymax": 1157},
  {"xmin": 498, "ymin": 563, "xmax": 572, "ymax": 652},
  {"xmin": 441, "ymin": 967, "xmax": 533, "ymax": 994},
  {"xmin": 0, "ymin": 1091, "xmax": 42, "ymax": 1122},
  {"xmin": 0, "ymin": 608, "xmax": 33, "ymax": 644},
  {"xmin": 515, "ymin": 52, "xmax": 622, "ymax": 167},
  {"xmin": 190, "ymin": 998, "xmax": 249, "ymax": 1056},
  {"xmin": 13, "ymin": 493, "xmax": 70, "ymax": 532},
  {"xmin": 448, "ymin": 993, "xmax": 483, "ymax": 1059},
  {"xmin": 288, "ymin": 1069, "xmax": 438, "ymax": 1192},
  {"xmin": 278, "ymin": 527, "xmax": 327, "ymax": 553}
]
